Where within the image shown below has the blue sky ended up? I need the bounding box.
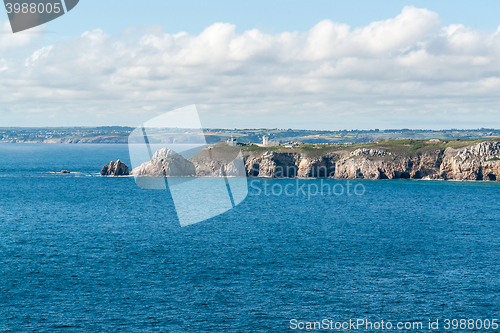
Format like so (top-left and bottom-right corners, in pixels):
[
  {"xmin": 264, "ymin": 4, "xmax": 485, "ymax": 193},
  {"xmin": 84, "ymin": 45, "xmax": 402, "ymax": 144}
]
[
  {"xmin": 2, "ymin": 0, "xmax": 499, "ymax": 36},
  {"xmin": 2, "ymin": 1, "xmax": 500, "ymax": 129}
]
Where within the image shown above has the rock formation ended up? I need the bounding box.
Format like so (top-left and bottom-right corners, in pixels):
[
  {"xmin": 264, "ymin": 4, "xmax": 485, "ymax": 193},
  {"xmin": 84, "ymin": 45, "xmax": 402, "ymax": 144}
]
[
  {"xmin": 440, "ymin": 141, "xmax": 500, "ymax": 180},
  {"xmin": 350, "ymin": 148, "xmax": 391, "ymax": 157},
  {"xmin": 245, "ymin": 151, "xmax": 299, "ymax": 177},
  {"xmin": 130, "ymin": 148, "xmax": 195, "ymax": 177},
  {"xmin": 100, "ymin": 160, "xmax": 130, "ymax": 176},
  {"xmin": 297, "ymin": 155, "xmax": 337, "ymax": 178}
]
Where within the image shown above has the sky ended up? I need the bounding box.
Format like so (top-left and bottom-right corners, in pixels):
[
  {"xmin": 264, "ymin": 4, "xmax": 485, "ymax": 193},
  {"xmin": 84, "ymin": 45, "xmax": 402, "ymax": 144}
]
[{"xmin": 2, "ymin": 0, "xmax": 500, "ymax": 130}]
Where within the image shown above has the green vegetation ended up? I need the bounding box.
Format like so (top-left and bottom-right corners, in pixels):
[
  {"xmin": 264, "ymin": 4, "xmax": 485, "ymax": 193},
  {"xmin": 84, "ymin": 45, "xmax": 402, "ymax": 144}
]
[
  {"xmin": 242, "ymin": 144, "xmax": 281, "ymax": 152},
  {"xmin": 239, "ymin": 137, "xmax": 500, "ymax": 158},
  {"xmin": 362, "ymin": 138, "xmax": 498, "ymax": 156}
]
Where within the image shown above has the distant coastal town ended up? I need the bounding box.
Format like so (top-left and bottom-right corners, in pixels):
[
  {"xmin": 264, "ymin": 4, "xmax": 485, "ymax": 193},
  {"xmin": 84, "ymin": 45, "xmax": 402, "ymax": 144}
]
[{"xmin": 2, "ymin": 127, "xmax": 500, "ymax": 144}]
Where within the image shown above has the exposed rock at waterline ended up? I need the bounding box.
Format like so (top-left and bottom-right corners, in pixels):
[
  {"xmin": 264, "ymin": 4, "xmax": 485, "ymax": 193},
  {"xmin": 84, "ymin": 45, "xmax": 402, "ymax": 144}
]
[{"xmin": 101, "ymin": 160, "xmax": 130, "ymax": 176}]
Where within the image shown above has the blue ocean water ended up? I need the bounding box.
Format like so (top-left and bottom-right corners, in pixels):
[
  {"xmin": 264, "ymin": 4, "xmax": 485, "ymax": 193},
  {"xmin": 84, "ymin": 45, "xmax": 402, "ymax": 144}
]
[{"xmin": 1, "ymin": 143, "xmax": 500, "ymax": 332}]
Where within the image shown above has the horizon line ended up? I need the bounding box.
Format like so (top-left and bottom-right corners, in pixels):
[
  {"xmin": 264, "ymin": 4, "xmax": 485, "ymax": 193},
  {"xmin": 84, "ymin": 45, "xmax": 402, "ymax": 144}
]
[{"xmin": 2, "ymin": 126, "xmax": 500, "ymax": 132}]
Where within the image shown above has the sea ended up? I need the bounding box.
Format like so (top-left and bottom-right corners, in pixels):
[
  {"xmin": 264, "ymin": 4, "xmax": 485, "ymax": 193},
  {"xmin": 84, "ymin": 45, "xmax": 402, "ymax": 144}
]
[{"xmin": 1, "ymin": 143, "xmax": 500, "ymax": 332}]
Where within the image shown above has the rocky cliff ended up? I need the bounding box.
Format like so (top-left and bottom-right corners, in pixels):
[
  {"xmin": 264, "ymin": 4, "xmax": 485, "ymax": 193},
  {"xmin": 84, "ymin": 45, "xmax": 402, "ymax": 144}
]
[
  {"xmin": 440, "ymin": 141, "xmax": 500, "ymax": 180},
  {"xmin": 125, "ymin": 140, "xmax": 500, "ymax": 181},
  {"xmin": 239, "ymin": 147, "xmax": 419, "ymax": 180},
  {"xmin": 227, "ymin": 141, "xmax": 500, "ymax": 181},
  {"xmin": 232, "ymin": 142, "xmax": 500, "ymax": 180}
]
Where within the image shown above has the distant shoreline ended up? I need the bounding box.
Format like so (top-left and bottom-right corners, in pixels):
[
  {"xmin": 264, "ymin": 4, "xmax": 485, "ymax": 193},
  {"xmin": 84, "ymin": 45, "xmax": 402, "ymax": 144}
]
[
  {"xmin": 0, "ymin": 139, "xmax": 129, "ymax": 144},
  {"xmin": 2, "ymin": 127, "xmax": 500, "ymax": 145}
]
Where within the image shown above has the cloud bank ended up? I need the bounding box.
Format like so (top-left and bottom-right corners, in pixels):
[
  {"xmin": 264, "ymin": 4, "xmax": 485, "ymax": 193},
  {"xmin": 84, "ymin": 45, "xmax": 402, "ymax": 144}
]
[{"xmin": 2, "ymin": 6, "xmax": 500, "ymax": 129}]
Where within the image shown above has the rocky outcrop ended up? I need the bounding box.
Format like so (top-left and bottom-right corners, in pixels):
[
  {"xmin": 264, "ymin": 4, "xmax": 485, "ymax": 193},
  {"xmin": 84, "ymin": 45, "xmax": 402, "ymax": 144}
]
[
  {"xmin": 101, "ymin": 160, "xmax": 130, "ymax": 176},
  {"xmin": 409, "ymin": 151, "xmax": 444, "ymax": 179},
  {"xmin": 332, "ymin": 152, "xmax": 442, "ymax": 180},
  {"xmin": 245, "ymin": 151, "xmax": 299, "ymax": 177},
  {"xmin": 350, "ymin": 148, "xmax": 390, "ymax": 157},
  {"xmin": 297, "ymin": 155, "xmax": 336, "ymax": 178},
  {"xmin": 335, "ymin": 157, "xmax": 387, "ymax": 179},
  {"xmin": 440, "ymin": 141, "xmax": 500, "ymax": 180},
  {"xmin": 130, "ymin": 148, "xmax": 195, "ymax": 177}
]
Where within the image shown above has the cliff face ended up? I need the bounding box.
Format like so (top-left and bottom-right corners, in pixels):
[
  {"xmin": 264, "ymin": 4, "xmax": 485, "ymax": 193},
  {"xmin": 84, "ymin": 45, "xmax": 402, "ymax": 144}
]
[
  {"xmin": 333, "ymin": 149, "xmax": 444, "ymax": 180},
  {"xmin": 298, "ymin": 155, "xmax": 336, "ymax": 178},
  {"xmin": 245, "ymin": 152, "xmax": 299, "ymax": 177},
  {"xmin": 440, "ymin": 141, "xmax": 500, "ymax": 180},
  {"xmin": 216, "ymin": 141, "xmax": 500, "ymax": 181}
]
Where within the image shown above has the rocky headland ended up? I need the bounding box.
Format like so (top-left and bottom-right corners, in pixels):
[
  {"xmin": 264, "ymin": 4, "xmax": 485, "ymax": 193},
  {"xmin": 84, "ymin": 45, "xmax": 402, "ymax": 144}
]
[
  {"xmin": 236, "ymin": 140, "xmax": 500, "ymax": 181},
  {"xmin": 108, "ymin": 139, "xmax": 500, "ymax": 181}
]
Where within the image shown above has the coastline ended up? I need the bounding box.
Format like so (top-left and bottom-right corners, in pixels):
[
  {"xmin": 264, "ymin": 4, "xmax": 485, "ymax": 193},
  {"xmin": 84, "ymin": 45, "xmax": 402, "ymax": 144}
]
[{"xmin": 123, "ymin": 139, "xmax": 500, "ymax": 182}]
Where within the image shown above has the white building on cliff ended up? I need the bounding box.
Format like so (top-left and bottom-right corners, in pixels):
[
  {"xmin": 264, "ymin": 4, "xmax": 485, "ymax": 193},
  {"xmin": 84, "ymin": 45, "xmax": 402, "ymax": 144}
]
[
  {"xmin": 262, "ymin": 135, "xmax": 269, "ymax": 146},
  {"xmin": 227, "ymin": 135, "xmax": 237, "ymax": 146}
]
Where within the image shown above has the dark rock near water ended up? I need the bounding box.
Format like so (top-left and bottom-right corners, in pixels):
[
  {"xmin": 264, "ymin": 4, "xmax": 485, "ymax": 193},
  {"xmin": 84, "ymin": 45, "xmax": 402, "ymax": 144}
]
[{"xmin": 101, "ymin": 160, "xmax": 130, "ymax": 176}]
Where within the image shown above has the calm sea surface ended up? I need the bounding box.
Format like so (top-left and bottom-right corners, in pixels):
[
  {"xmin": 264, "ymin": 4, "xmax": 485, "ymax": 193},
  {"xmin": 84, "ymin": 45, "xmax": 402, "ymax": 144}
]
[{"xmin": 1, "ymin": 144, "xmax": 500, "ymax": 332}]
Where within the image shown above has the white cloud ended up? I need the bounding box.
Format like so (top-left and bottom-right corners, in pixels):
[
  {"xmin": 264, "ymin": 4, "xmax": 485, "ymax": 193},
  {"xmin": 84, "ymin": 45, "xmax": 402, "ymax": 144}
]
[
  {"xmin": 302, "ymin": 6, "xmax": 440, "ymax": 59},
  {"xmin": 2, "ymin": 6, "xmax": 500, "ymax": 129},
  {"xmin": 0, "ymin": 19, "xmax": 43, "ymax": 50},
  {"xmin": 25, "ymin": 45, "xmax": 53, "ymax": 66},
  {"xmin": 0, "ymin": 58, "xmax": 7, "ymax": 72}
]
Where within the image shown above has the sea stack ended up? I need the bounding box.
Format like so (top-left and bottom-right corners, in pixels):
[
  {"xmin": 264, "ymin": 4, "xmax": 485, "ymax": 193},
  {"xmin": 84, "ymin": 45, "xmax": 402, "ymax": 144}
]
[{"xmin": 101, "ymin": 160, "xmax": 130, "ymax": 176}]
